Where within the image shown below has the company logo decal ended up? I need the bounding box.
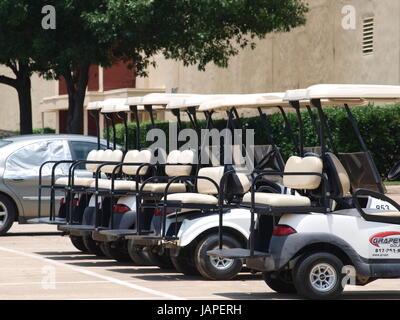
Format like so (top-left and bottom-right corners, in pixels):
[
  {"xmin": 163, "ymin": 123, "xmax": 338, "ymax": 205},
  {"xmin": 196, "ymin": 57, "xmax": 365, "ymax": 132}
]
[{"xmin": 369, "ymin": 232, "xmax": 400, "ymax": 248}]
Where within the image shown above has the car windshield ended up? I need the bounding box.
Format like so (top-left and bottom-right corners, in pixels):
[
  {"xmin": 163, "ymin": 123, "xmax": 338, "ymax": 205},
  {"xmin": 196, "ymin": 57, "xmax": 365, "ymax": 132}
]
[{"xmin": 0, "ymin": 140, "xmax": 12, "ymax": 148}]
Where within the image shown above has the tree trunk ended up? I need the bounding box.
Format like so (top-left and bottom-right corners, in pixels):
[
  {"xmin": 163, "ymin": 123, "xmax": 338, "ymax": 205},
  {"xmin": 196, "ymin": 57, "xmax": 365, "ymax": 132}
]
[
  {"xmin": 0, "ymin": 62, "xmax": 33, "ymax": 135},
  {"xmin": 16, "ymin": 72, "xmax": 33, "ymax": 135},
  {"xmin": 63, "ymin": 64, "xmax": 90, "ymax": 134}
]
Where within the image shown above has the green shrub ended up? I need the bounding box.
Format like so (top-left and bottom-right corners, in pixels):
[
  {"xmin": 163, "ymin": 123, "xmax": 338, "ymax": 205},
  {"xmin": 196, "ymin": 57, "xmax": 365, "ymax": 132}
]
[
  {"xmin": 32, "ymin": 127, "xmax": 56, "ymax": 134},
  {"xmin": 106, "ymin": 104, "xmax": 400, "ymax": 178}
]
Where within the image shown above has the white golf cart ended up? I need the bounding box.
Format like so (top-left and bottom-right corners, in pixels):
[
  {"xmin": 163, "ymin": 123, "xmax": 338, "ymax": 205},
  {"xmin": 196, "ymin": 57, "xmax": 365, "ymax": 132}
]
[{"xmin": 208, "ymin": 84, "xmax": 400, "ymax": 299}]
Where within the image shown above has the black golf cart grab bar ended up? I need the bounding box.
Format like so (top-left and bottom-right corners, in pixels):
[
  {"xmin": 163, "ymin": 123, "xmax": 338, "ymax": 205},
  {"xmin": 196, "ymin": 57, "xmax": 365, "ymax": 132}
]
[
  {"xmin": 159, "ymin": 175, "xmax": 221, "ymax": 238},
  {"xmin": 353, "ymin": 188, "xmax": 400, "ymax": 224}
]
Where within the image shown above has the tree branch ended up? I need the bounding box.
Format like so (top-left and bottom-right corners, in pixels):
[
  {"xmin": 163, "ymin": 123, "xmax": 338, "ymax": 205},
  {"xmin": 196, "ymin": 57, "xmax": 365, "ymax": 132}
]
[{"xmin": 0, "ymin": 74, "xmax": 17, "ymax": 88}]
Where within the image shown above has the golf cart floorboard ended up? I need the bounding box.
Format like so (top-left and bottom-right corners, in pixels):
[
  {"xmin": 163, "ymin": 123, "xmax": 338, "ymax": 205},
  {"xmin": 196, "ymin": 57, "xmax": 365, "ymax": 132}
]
[
  {"xmin": 207, "ymin": 248, "xmax": 271, "ymax": 259},
  {"xmin": 99, "ymin": 229, "xmax": 137, "ymax": 237},
  {"xmin": 58, "ymin": 224, "xmax": 103, "ymax": 232},
  {"xmin": 27, "ymin": 217, "xmax": 67, "ymax": 225}
]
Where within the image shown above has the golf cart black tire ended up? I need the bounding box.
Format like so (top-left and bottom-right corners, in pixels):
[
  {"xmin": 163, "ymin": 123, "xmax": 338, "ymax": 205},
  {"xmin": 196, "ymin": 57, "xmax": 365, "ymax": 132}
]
[
  {"xmin": 170, "ymin": 255, "xmax": 200, "ymax": 276},
  {"xmin": 262, "ymin": 271, "xmax": 297, "ymax": 294},
  {"xmin": 0, "ymin": 194, "xmax": 16, "ymax": 235},
  {"xmin": 194, "ymin": 233, "xmax": 243, "ymax": 280},
  {"xmin": 292, "ymin": 252, "xmax": 344, "ymax": 300},
  {"xmin": 103, "ymin": 241, "xmax": 132, "ymax": 262},
  {"xmin": 127, "ymin": 240, "xmax": 152, "ymax": 266},
  {"xmin": 99, "ymin": 242, "xmax": 113, "ymax": 259},
  {"xmin": 147, "ymin": 249, "xmax": 175, "ymax": 270},
  {"xmin": 69, "ymin": 235, "xmax": 88, "ymax": 253},
  {"xmin": 82, "ymin": 236, "xmax": 106, "ymax": 257}
]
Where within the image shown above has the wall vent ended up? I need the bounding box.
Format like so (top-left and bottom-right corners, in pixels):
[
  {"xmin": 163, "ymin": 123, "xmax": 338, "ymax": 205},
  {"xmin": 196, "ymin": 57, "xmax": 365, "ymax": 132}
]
[{"xmin": 362, "ymin": 17, "xmax": 374, "ymax": 55}]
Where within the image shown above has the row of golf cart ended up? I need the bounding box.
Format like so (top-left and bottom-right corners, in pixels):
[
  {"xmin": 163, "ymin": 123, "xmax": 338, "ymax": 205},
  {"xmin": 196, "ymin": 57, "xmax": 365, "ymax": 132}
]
[{"xmin": 30, "ymin": 84, "xmax": 400, "ymax": 299}]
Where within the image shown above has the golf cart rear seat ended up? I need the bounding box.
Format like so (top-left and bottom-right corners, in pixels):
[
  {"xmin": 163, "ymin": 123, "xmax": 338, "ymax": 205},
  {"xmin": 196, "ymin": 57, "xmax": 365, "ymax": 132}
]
[
  {"xmin": 161, "ymin": 166, "xmax": 251, "ymax": 208},
  {"xmin": 90, "ymin": 149, "xmax": 152, "ymax": 191},
  {"xmin": 54, "ymin": 149, "xmax": 124, "ymax": 187},
  {"xmin": 242, "ymin": 156, "xmax": 326, "ymax": 213},
  {"xmin": 94, "ymin": 149, "xmax": 195, "ymax": 193},
  {"xmin": 138, "ymin": 149, "xmax": 195, "ymax": 194}
]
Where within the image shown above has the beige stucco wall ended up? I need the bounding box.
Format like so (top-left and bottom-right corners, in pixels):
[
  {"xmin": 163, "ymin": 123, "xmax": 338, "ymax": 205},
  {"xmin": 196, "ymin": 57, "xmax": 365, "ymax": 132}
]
[
  {"xmin": 0, "ymin": 66, "xmax": 56, "ymax": 132},
  {"xmin": 143, "ymin": 0, "xmax": 400, "ymax": 93}
]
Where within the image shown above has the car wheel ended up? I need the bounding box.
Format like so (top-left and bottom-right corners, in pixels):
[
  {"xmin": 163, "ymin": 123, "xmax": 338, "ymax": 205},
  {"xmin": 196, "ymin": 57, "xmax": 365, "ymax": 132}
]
[
  {"xmin": 127, "ymin": 240, "xmax": 152, "ymax": 265},
  {"xmin": 147, "ymin": 248, "xmax": 174, "ymax": 269},
  {"xmin": 292, "ymin": 252, "xmax": 344, "ymax": 300},
  {"xmin": 69, "ymin": 235, "xmax": 88, "ymax": 253},
  {"xmin": 263, "ymin": 271, "xmax": 297, "ymax": 294},
  {"xmin": 82, "ymin": 236, "xmax": 105, "ymax": 257},
  {"xmin": 169, "ymin": 245, "xmax": 199, "ymax": 275},
  {"xmin": 0, "ymin": 195, "xmax": 16, "ymax": 236},
  {"xmin": 99, "ymin": 242, "xmax": 113, "ymax": 258},
  {"xmin": 194, "ymin": 233, "xmax": 242, "ymax": 280},
  {"xmin": 103, "ymin": 241, "xmax": 132, "ymax": 262}
]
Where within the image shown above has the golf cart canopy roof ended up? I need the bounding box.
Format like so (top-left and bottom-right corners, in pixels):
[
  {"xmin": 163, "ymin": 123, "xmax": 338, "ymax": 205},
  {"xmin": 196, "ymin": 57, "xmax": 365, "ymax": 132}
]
[
  {"xmin": 140, "ymin": 93, "xmax": 197, "ymax": 106},
  {"xmin": 198, "ymin": 93, "xmax": 296, "ymax": 111},
  {"xmin": 100, "ymin": 98, "xmax": 129, "ymax": 113},
  {"xmin": 284, "ymin": 88, "xmax": 368, "ymax": 107},
  {"xmin": 284, "ymin": 84, "xmax": 400, "ymax": 106},
  {"xmin": 166, "ymin": 94, "xmax": 231, "ymax": 110},
  {"xmin": 86, "ymin": 101, "xmax": 103, "ymax": 111}
]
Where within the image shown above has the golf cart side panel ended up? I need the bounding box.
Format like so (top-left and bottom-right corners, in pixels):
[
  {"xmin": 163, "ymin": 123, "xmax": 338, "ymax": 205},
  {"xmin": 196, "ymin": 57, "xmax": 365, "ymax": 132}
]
[
  {"xmin": 246, "ymin": 233, "xmax": 371, "ymax": 278},
  {"xmin": 172, "ymin": 208, "xmax": 251, "ymax": 247}
]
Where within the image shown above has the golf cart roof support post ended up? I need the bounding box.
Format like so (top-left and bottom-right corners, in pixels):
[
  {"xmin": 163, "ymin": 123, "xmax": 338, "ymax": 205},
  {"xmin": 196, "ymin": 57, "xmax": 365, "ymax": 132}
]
[
  {"xmin": 257, "ymin": 108, "xmax": 285, "ymax": 172},
  {"xmin": 117, "ymin": 111, "xmax": 129, "ymax": 153},
  {"xmin": 170, "ymin": 108, "xmax": 184, "ymax": 149},
  {"xmin": 89, "ymin": 109, "xmax": 101, "ymax": 150},
  {"xmin": 224, "ymin": 109, "xmax": 236, "ymax": 167},
  {"xmin": 344, "ymin": 103, "xmax": 384, "ymax": 193},
  {"xmin": 205, "ymin": 111, "xmax": 215, "ymax": 129},
  {"xmin": 144, "ymin": 105, "xmax": 155, "ymax": 128},
  {"xmin": 318, "ymin": 105, "xmax": 339, "ymax": 155},
  {"xmin": 290, "ymin": 101, "xmax": 304, "ymax": 157},
  {"xmin": 306, "ymin": 105, "xmax": 322, "ymax": 143},
  {"xmin": 277, "ymin": 106, "xmax": 299, "ymax": 155},
  {"xmin": 130, "ymin": 105, "xmax": 141, "ymax": 151},
  {"xmin": 311, "ymin": 99, "xmax": 327, "ymax": 155},
  {"xmin": 104, "ymin": 113, "xmax": 111, "ymax": 149}
]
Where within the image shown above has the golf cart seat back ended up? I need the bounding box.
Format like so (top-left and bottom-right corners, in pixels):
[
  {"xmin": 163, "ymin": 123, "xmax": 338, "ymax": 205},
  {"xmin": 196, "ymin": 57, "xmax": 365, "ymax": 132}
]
[
  {"xmin": 138, "ymin": 150, "xmax": 197, "ymax": 194},
  {"xmin": 54, "ymin": 149, "xmax": 115, "ymax": 187},
  {"xmin": 100, "ymin": 149, "xmax": 124, "ymax": 174},
  {"xmin": 283, "ymin": 156, "xmax": 323, "ymax": 190},
  {"xmin": 324, "ymin": 152, "xmax": 351, "ymax": 198},
  {"xmin": 243, "ymin": 156, "xmax": 323, "ymax": 208},
  {"xmin": 165, "ymin": 149, "xmax": 196, "ymax": 176},
  {"xmin": 163, "ymin": 166, "xmax": 250, "ymax": 206},
  {"xmin": 122, "ymin": 150, "xmax": 153, "ymax": 175}
]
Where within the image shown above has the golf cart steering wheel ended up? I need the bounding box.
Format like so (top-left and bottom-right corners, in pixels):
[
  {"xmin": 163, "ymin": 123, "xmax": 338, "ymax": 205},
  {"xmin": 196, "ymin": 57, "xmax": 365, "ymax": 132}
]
[{"xmin": 388, "ymin": 160, "xmax": 400, "ymax": 181}]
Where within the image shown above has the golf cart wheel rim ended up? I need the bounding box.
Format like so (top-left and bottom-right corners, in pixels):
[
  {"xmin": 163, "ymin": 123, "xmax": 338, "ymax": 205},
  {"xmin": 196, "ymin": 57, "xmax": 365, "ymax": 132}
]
[
  {"xmin": 309, "ymin": 263, "xmax": 337, "ymax": 292},
  {"xmin": 210, "ymin": 246, "xmax": 235, "ymax": 270},
  {"xmin": 0, "ymin": 201, "xmax": 8, "ymax": 226}
]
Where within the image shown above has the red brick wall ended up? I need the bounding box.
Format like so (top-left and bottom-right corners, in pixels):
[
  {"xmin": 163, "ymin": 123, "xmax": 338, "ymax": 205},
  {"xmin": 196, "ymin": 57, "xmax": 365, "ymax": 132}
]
[{"xmin": 103, "ymin": 60, "xmax": 136, "ymax": 91}]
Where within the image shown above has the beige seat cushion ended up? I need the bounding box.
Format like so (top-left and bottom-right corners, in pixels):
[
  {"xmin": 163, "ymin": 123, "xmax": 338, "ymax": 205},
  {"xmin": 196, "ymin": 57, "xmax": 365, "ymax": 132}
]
[
  {"xmin": 197, "ymin": 167, "xmax": 225, "ymax": 195},
  {"xmin": 162, "ymin": 193, "xmax": 218, "ymax": 205},
  {"xmin": 142, "ymin": 183, "xmax": 187, "ymax": 193},
  {"xmin": 101, "ymin": 150, "xmax": 124, "ymax": 174},
  {"xmin": 243, "ymin": 192, "xmax": 311, "ymax": 207},
  {"xmin": 122, "ymin": 150, "xmax": 153, "ymax": 175},
  {"xmin": 90, "ymin": 179, "xmax": 140, "ymax": 191},
  {"xmin": 55, "ymin": 177, "xmax": 95, "ymax": 187},
  {"xmin": 283, "ymin": 156, "xmax": 323, "ymax": 190},
  {"xmin": 165, "ymin": 150, "xmax": 196, "ymax": 176}
]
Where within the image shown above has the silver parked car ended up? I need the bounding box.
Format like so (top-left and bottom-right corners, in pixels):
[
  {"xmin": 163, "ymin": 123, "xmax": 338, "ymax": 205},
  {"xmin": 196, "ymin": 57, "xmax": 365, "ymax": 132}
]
[{"xmin": 0, "ymin": 134, "xmax": 110, "ymax": 235}]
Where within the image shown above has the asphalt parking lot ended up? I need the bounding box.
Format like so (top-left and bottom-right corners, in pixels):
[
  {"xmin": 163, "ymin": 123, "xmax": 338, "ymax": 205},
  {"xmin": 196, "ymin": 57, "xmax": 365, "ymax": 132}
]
[{"xmin": 1, "ymin": 221, "xmax": 400, "ymax": 300}]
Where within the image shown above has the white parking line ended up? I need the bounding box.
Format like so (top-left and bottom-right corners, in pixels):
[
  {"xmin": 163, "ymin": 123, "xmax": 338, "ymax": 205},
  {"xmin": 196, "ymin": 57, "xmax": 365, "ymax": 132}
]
[{"xmin": 0, "ymin": 247, "xmax": 185, "ymax": 300}]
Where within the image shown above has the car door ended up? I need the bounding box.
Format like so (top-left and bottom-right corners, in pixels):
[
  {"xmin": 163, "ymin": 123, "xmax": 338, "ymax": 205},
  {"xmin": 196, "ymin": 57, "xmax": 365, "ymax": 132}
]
[{"xmin": 3, "ymin": 140, "xmax": 71, "ymax": 218}]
